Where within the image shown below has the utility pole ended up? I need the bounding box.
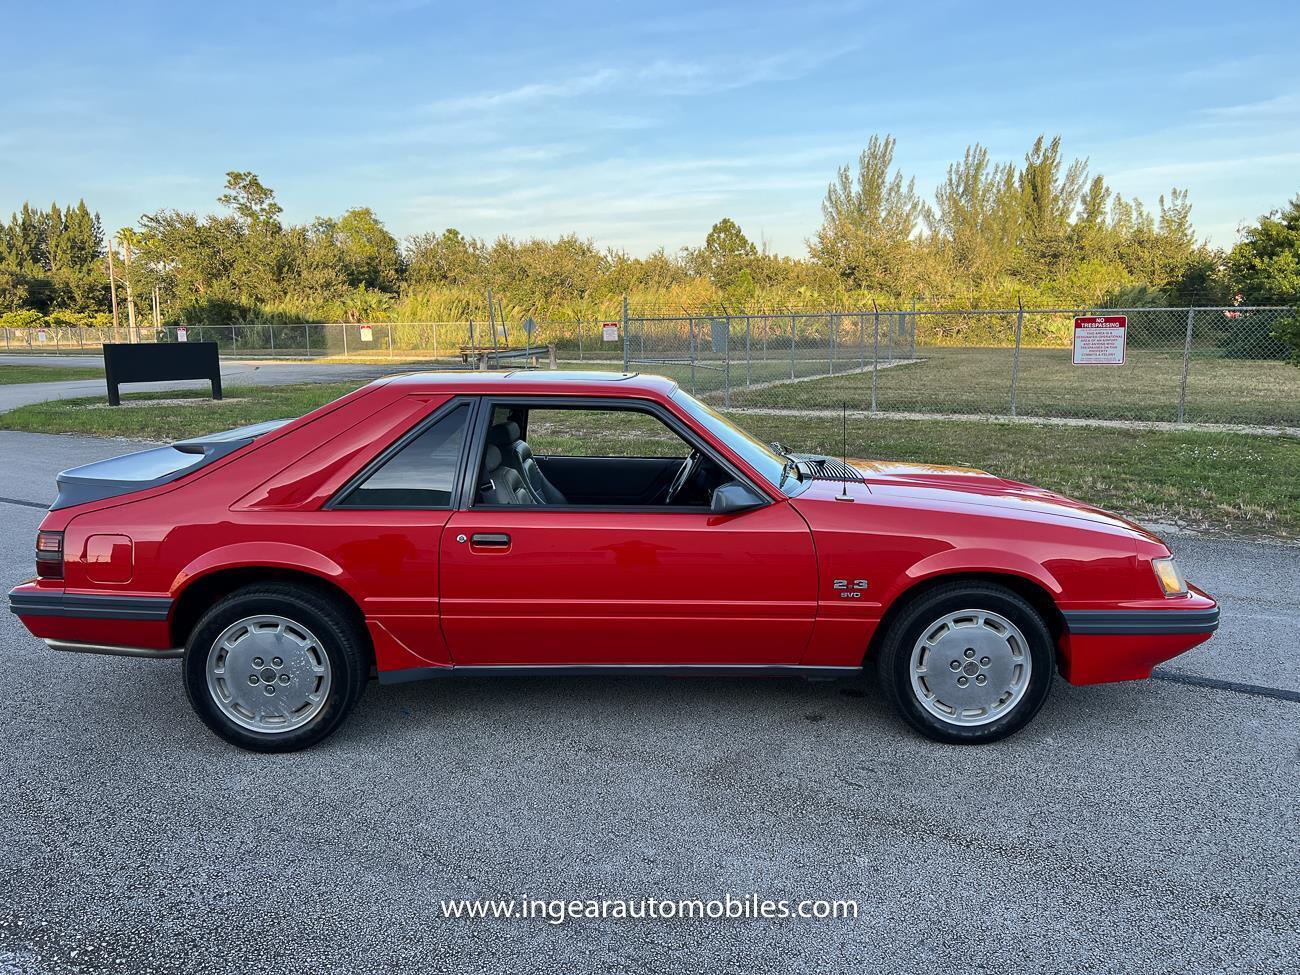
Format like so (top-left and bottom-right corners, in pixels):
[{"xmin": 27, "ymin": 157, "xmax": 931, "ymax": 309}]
[
  {"xmin": 121, "ymin": 235, "xmax": 138, "ymax": 342},
  {"xmin": 106, "ymin": 245, "xmax": 120, "ymax": 331}
]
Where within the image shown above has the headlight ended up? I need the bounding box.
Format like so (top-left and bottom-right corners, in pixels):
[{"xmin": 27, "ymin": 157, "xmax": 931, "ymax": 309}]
[{"xmin": 1152, "ymin": 556, "xmax": 1187, "ymax": 597}]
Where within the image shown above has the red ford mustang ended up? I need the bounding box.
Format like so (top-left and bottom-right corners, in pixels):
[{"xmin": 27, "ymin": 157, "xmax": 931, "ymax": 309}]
[{"xmin": 8, "ymin": 372, "xmax": 1218, "ymax": 751}]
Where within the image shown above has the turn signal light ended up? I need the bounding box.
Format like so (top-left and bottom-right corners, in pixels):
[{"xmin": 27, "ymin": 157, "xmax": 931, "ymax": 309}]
[
  {"xmin": 1152, "ymin": 556, "xmax": 1187, "ymax": 597},
  {"xmin": 36, "ymin": 531, "xmax": 63, "ymax": 579}
]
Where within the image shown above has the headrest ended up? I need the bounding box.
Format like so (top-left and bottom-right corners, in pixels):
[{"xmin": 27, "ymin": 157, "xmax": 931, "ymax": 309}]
[
  {"xmin": 487, "ymin": 421, "xmax": 520, "ymax": 445},
  {"xmin": 483, "ymin": 444, "xmax": 502, "ymax": 471}
]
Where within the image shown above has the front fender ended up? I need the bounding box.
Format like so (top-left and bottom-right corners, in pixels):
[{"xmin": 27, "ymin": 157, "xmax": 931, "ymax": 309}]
[{"xmin": 879, "ymin": 546, "xmax": 1063, "ymax": 609}]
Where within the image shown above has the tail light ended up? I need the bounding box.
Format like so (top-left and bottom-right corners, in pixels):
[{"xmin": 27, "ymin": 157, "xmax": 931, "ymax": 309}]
[{"xmin": 36, "ymin": 531, "xmax": 63, "ymax": 579}]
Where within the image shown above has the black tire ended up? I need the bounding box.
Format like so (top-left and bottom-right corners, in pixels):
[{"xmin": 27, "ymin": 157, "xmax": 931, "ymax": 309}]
[
  {"xmin": 876, "ymin": 582, "xmax": 1054, "ymax": 744},
  {"xmin": 182, "ymin": 583, "xmax": 370, "ymax": 752}
]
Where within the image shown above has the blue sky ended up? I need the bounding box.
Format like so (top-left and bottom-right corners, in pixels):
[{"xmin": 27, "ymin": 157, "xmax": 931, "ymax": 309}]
[{"xmin": 2, "ymin": 1, "xmax": 1297, "ymax": 255}]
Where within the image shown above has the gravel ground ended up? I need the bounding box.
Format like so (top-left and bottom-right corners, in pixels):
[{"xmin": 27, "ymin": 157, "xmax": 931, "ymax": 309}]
[{"xmin": 1, "ymin": 432, "xmax": 1297, "ymax": 974}]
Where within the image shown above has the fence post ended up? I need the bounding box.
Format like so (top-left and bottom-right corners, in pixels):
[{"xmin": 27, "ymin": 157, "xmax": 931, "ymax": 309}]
[
  {"xmin": 1010, "ymin": 301, "xmax": 1024, "ymax": 417},
  {"xmin": 1177, "ymin": 307, "xmax": 1195, "ymax": 424},
  {"xmin": 578, "ymin": 320, "xmax": 584, "ymax": 361},
  {"xmin": 871, "ymin": 301, "xmax": 880, "ymax": 413},
  {"xmin": 305, "ymin": 323, "xmax": 311, "ymax": 356},
  {"xmin": 858, "ymin": 313, "xmax": 865, "ymax": 371},
  {"xmin": 689, "ymin": 317, "xmax": 697, "ymax": 394},
  {"xmin": 724, "ymin": 315, "xmax": 732, "ymax": 408},
  {"xmin": 790, "ymin": 315, "xmax": 796, "ymax": 380},
  {"xmin": 621, "ymin": 294, "xmax": 629, "ymax": 373},
  {"xmin": 828, "ymin": 314, "xmax": 834, "ymax": 376},
  {"xmin": 745, "ymin": 315, "xmax": 752, "ymax": 387},
  {"xmin": 910, "ymin": 297, "xmax": 918, "ymax": 361},
  {"xmin": 388, "ymin": 324, "xmax": 393, "ymax": 358}
]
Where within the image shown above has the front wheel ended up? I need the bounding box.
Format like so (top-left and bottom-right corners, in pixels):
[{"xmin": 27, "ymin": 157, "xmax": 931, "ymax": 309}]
[
  {"xmin": 183, "ymin": 583, "xmax": 369, "ymax": 752},
  {"xmin": 876, "ymin": 582, "xmax": 1054, "ymax": 744}
]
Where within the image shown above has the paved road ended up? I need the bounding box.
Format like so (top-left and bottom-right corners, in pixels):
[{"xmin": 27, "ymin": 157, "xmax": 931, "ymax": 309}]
[
  {"xmin": 1, "ymin": 432, "xmax": 1296, "ymax": 974},
  {"xmin": 0, "ymin": 354, "xmax": 429, "ymax": 414}
]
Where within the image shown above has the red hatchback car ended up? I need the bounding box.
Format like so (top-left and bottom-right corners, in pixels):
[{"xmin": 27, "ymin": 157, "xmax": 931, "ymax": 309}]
[{"xmin": 9, "ymin": 371, "xmax": 1218, "ymax": 751}]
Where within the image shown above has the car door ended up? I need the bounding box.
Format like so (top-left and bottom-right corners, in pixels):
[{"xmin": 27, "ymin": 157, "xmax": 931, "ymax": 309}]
[{"xmin": 437, "ymin": 398, "xmax": 819, "ymax": 667}]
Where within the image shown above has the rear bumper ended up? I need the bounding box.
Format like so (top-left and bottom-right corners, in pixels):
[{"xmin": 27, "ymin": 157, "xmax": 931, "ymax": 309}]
[
  {"xmin": 1057, "ymin": 596, "xmax": 1219, "ymax": 685},
  {"xmin": 8, "ymin": 583, "xmax": 177, "ymax": 653}
]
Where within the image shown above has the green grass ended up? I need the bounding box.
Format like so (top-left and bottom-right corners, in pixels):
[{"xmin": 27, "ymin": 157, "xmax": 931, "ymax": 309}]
[
  {"xmin": 1, "ymin": 382, "xmax": 1297, "ymax": 538},
  {"xmin": 0, "ymin": 364, "xmax": 103, "ymax": 385},
  {"xmin": 723, "ymin": 347, "xmax": 1300, "ymax": 426},
  {"xmin": 738, "ymin": 413, "xmax": 1300, "ymax": 539},
  {"xmin": 0, "ymin": 383, "xmax": 365, "ymax": 441}
]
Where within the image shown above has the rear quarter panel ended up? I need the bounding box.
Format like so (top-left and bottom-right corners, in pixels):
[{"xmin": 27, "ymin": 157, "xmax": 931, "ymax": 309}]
[{"xmin": 47, "ymin": 385, "xmax": 456, "ymax": 665}]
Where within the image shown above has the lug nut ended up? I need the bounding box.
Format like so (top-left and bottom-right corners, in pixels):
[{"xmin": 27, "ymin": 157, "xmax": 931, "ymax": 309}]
[
  {"xmin": 957, "ymin": 676, "xmax": 969, "ymax": 687},
  {"xmin": 976, "ymin": 675, "xmax": 987, "ymax": 685},
  {"xmin": 964, "ymin": 649, "xmax": 975, "ymax": 659},
  {"xmin": 279, "ymin": 674, "xmax": 291, "ymax": 685},
  {"xmin": 247, "ymin": 674, "xmax": 258, "ymax": 685},
  {"xmin": 263, "ymin": 685, "xmax": 276, "ymax": 695},
  {"xmin": 949, "ymin": 660, "xmax": 961, "ymax": 671},
  {"xmin": 981, "ymin": 656, "xmax": 991, "ymax": 666},
  {"xmin": 272, "ymin": 657, "xmax": 283, "ymax": 667},
  {"xmin": 253, "ymin": 657, "xmax": 264, "ymax": 668}
]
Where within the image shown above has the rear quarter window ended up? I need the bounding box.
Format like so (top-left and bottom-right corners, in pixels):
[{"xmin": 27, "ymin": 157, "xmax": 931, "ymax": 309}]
[{"xmin": 335, "ymin": 405, "xmax": 469, "ymax": 508}]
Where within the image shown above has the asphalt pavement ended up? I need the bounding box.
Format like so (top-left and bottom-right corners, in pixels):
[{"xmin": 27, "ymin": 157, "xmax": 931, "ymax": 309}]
[{"xmin": 0, "ymin": 432, "xmax": 1296, "ymax": 974}]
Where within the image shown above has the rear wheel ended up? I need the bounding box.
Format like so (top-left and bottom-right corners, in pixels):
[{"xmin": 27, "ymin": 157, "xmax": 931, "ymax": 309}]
[
  {"xmin": 877, "ymin": 582, "xmax": 1054, "ymax": 744},
  {"xmin": 183, "ymin": 583, "xmax": 369, "ymax": 752}
]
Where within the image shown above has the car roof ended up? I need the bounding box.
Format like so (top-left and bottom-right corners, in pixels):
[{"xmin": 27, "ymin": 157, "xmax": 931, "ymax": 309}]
[{"xmin": 382, "ymin": 370, "xmax": 680, "ymax": 397}]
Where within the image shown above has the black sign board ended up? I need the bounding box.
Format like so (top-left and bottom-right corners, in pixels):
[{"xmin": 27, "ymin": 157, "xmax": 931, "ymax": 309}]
[{"xmin": 102, "ymin": 342, "xmax": 222, "ymax": 407}]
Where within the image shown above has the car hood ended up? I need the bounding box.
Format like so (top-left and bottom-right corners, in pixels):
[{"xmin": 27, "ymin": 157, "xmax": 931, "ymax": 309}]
[{"xmin": 795, "ymin": 457, "xmax": 1160, "ymax": 541}]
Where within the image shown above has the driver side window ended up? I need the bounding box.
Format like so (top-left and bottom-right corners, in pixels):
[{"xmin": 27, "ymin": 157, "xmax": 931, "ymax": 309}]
[{"xmin": 475, "ymin": 403, "xmax": 720, "ymax": 508}]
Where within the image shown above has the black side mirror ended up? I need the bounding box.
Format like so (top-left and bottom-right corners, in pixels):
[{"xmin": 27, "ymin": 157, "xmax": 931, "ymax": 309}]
[{"xmin": 711, "ymin": 480, "xmax": 766, "ymax": 514}]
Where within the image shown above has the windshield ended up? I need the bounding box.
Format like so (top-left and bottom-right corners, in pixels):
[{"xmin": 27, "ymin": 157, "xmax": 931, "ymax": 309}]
[{"xmin": 671, "ymin": 389, "xmax": 799, "ymax": 495}]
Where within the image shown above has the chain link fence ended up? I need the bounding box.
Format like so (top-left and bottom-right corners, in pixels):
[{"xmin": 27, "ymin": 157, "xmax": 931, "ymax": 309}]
[
  {"xmin": 623, "ymin": 306, "xmax": 1300, "ymax": 427},
  {"xmin": 0, "ymin": 319, "xmax": 629, "ymax": 362},
  {"xmin": 4, "ymin": 307, "xmax": 1296, "ymax": 427}
]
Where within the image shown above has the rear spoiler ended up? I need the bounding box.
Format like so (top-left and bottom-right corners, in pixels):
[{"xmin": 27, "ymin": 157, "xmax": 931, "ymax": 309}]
[{"xmin": 51, "ymin": 419, "xmax": 291, "ymax": 511}]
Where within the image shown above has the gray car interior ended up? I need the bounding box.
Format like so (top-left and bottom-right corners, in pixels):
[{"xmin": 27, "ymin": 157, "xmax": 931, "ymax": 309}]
[{"xmin": 475, "ymin": 410, "xmax": 723, "ymax": 507}]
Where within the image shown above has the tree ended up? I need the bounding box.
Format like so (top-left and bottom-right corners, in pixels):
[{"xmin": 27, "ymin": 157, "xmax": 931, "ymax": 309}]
[
  {"xmin": 810, "ymin": 135, "xmax": 925, "ymax": 291},
  {"xmin": 219, "ymin": 171, "xmax": 283, "ymax": 227},
  {"xmin": 1016, "ymin": 135, "xmax": 1088, "ymax": 274},
  {"xmin": 929, "ymin": 144, "xmax": 1020, "ymax": 282},
  {"xmin": 695, "ymin": 218, "xmax": 756, "ymax": 293},
  {"xmin": 1224, "ymin": 195, "xmax": 1300, "ymax": 361},
  {"xmin": 332, "ymin": 208, "xmax": 401, "ymax": 291},
  {"xmin": 405, "ymin": 228, "xmax": 485, "ymax": 287}
]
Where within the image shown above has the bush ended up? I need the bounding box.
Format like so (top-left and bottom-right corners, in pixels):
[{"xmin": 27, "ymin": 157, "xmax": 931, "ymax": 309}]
[{"xmin": 0, "ymin": 310, "xmax": 45, "ymax": 330}]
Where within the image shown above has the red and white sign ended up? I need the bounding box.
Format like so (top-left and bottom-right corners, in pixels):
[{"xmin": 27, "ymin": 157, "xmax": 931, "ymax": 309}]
[
  {"xmin": 176, "ymin": 326, "xmax": 188, "ymax": 342},
  {"xmin": 359, "ymin": 324, "xmax": 373, "ymax": 342},
  {"xmin": 602, "ymin": 322, "xmax": 619, "ymax": 342},
  {"xmin": 1072, "ymin": 316, "xmax": 1127, "ymax": 365}
]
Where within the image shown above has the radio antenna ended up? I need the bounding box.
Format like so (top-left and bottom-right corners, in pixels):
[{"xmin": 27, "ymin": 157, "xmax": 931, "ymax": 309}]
[{"xmin": 836, "ymin": 402, "xmax": 853, "ymax": 501}]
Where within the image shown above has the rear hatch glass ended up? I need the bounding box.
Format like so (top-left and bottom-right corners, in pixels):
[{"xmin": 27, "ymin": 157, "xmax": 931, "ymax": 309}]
[{"xmin": 51, "ymin": 419, "xmax": 291, "ymax": 510}]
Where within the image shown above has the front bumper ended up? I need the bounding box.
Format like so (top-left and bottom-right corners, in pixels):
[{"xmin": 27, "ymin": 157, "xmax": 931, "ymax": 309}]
[{"xmin": 1057, "ymin": 589, "xmax": 1219, "ymax": 685}]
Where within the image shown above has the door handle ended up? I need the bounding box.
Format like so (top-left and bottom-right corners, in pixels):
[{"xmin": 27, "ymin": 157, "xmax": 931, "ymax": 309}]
[{"xmin": 470, "ymin": 532, "xmax": 511, "ymax": 548}]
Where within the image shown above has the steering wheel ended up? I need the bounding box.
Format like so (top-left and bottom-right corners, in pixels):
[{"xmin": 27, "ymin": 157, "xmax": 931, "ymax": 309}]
[{"xmin": 664, "ymin": 450, "xmax": 702, "ymax": 505}]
